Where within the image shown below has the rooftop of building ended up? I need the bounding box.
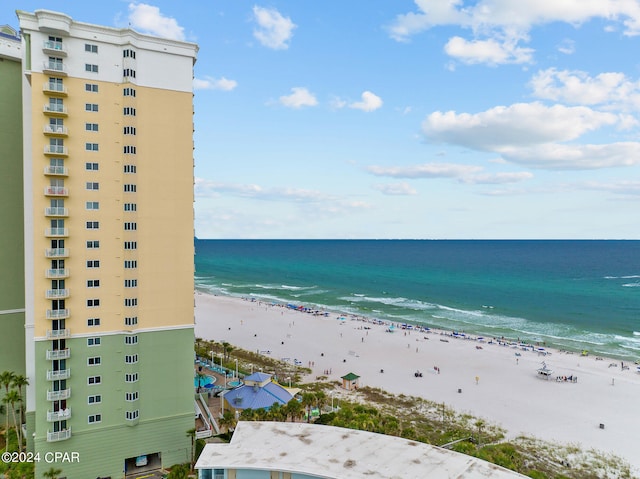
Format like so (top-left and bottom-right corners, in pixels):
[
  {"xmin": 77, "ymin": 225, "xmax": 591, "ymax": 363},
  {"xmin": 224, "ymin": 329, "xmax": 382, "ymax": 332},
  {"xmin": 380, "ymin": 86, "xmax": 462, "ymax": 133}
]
[{"xmin": 196, "ymin": 421, "xmax": 528, "ymax": 479}]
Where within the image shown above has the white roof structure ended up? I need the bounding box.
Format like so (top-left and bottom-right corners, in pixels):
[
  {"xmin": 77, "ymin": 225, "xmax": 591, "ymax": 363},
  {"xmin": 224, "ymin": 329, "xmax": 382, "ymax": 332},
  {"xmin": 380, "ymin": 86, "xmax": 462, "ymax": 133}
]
[{"xmin": 196, "ymin": 421, "xmax": 528, "ymax": 479}]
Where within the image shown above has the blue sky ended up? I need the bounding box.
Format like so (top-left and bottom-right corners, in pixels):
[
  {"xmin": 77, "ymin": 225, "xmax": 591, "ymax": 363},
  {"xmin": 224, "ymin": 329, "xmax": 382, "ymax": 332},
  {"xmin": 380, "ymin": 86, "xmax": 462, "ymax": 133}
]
[{"xmin": 5, "ymin": 1, "xmax": 640, "ymax": 239}]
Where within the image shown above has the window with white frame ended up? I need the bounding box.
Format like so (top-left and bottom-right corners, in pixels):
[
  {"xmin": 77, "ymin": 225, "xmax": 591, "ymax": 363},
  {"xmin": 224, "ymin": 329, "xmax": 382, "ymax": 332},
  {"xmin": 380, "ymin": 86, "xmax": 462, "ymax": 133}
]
[
  {"xmin": 125, "ymin": 354, "xmax": 138, "ymax": 364},
  {"xmin": 86, "ymin": 240, "xmax": 100, "ymax": 249},
  {"xmin": 85, "ymin": 44, "xmax": 98, "ymax": 53},
  {"xmin": 123, "ymin": 107, "xmax": 136, "ymax": 116},
  {"xmin": 125, "ymin": 410, "xmax": 139, "ymax": 421},
  {"xmin": 85, "ymin": 143, "xmax": 99, "ymax": 151},
  {"xmin": 124, "ymin": 184, "xmax": 137, "ymax": 193},
  {"xmin": 124, "ymin": 242, "xmax": 137, "ymax": 250},
  {"xmin": 88, "ymin": 356, "xmax": 101, "ymax": 366},
  {"xmin": 87, "ymin": 260, "xmax": 100, "ymax": 268},
  {"xmin": 86, "ymin": 182, "xmax": 99, "ymax": 190},
  {"xmin": 124, "ymin": 203, "xmax": 137, "ymax": 212},
  {"xmin": 125, "ymin": 335, "xmax": 138, "ymax": 345},
  {"xmin": 86, "ymin": 221, "xmax": 99, "ymax": 229},
  {"xmin": 125, "ymin": 391, "xmax": 139, "ymax": 401},
  {"xmin": 87, "ymin": 337, "xmax": 101, "ymax": 346},
  {"xmin": 87, "ymin": 318, "xmax": 100, "ymax": 327},
  {"xmin": 88, "ymin": 375, "xmax": 101, "ymax": 385},
  {"xmin": 85, "ymin": 83, "xmax": 98, "ymax": 92},
  {"xmin": 88, "ymin": 394, "xmax": 101, "ymax": 404},
  {"xmin": 125, "ymin": 373, "xmax": 138, "ymax": 382},
  {"xmin": 87, "ymin": 279, "xmax": 100, "ymax": 288},
  {"xmin": 85, "ymin": 103, "xmax": 98, "ymax": 112},
  {"xmin": 88, "ymin": 414, "xmax": 102, "ymax": 423},
  {"xmin": 125, "ymin": 316, "xmax": 138, "ymax": 326},
  {"xmin": 124, "ymin": 126, "xmax": 137, "ymax": 135},
  {"xmin": 124, "ymin": 279, "xmax": 137, "ymax": 287},
  {"xmin": 124, "ymin": 165, "xmax": 136, "ymax": 173},
  {"xmin": 85, "ymin": 63, "xmax": 98, "ymax": 73},
  {"xmin": 124, "ymin": 298, "xmax": 137, "ymax": 307},
  {"xmin": 87, "ymin": 299, "xmax": 100, "ymax": 307},
  {"xmin": 124, "ymin": 260, "xmax": 137, "ymax": 269},
  {"xmin": 124, "ymin": 222, "xmax": 137, "ymax": 231},
  {"xmin": 86, "ymin": 201, "xmax": 99, "ymax": 210},
  {"xmin": 85, "ymin": 162, "xmax": 99, "ymax": 170},
  {"xmin": 123, "ymin": 146, "xmax": 136, "ymax": 154},
  {"xmin": 86, "ymin": 123, "xmax": 99, "ymax": 132}
]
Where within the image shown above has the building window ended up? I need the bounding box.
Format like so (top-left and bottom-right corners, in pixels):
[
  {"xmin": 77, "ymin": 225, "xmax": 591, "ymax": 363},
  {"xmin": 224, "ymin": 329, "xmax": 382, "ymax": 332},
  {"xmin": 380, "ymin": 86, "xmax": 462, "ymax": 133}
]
[
  {"xmin": 125, "ymin": 410, "xmax": 139, "ymax": 421},
  {"xmin": 87, "ymin": 260, "xmax": 100, "ymax": 268},
  {"xmin": 85, "ymin": 44, "xmax": 98, "ymax": 53},
  {"xmin": 123, "ymin": 126, "xmax": 137, "ymax": 135},
  {"xmin": 124, "ymin": 279, "xmax": 138, "ymax": 287},
  {"xmin": 123, "ymin": 49, "xmax": 136, "ymax": 59},
  {"xmin": 86, "ymin": 201, "xmax": 99, "ymax": 210},
  {"xmin": 125, "ymin": 373, "xmax": 138, "ymax": 383},
  {"xmin": 86, "ymin": 182, "xmax": 99, "ymax": 190},
  {"xmin": 85, "ymin": 162, "xmax": 99, "ymax": 170},
  {"xmin": 85, "ymin": 103, "xmax": 99, "ymax": 112},
  {"xmin": 125, "ymin": 316, "xmax": 138, "ymax": 326},
  {"xmin": 88, "ymin": 414, "xmax": 102, "ymax": 424},
  {"xmin": 88, "ymin": 394, "xmax": 101, "ymax": 404},
  {"xmin": 124, "ymin": 165, "xmax": 137, "ymax": 173},
  {"xmin": 125, "ymin": 391, "xmax": 139, "ymax": 401},
  {"xmin": 124, "ymin": 242, "xmax": 137, "ymax": 250},
  {"xmin": 88, "ymin": 376, "xmax": 101, "ymax": 385},
  {"xmin": 123, "ymin": 87, "xmax": 136, "ymax": 97},
  {"xmin": 87, "ymin": 318, "xmax": 100, "ymax": 327},
  {"xmin": 123, "ymin": 107, "xmax": 136, "ymax": 116},
  {"xmin": 124, "ymin": 298, "xmax": 137, "ymax": 307},
  {"xmin": 85, "ymin": 83, "xmax": 98, "ymax": 92},
  {"xmin": 86, "ymin": 240, "xmax": 100, "ymax": 249},
  {"xmin": 124, "ymin": 222, "xmax": 137, "ymax": 231},
  {"xmin": 124, "ymin": 146, "xmax": 137, "ymax": 154},
  {"xmin": 124, "ymin": 260, "xmax": 137, "ymax": 269},
  {"xmin": 85, "ymin": 143, "xmax": 99, "ymax": 151},
  {"xmin": 87, "ymin": 279, "xmax": 100, "ymax": 288},
  {"xmin": 123, "ymin": 68, "xmax": 136, "ymax": 78},
  {"xmin": 87, "ymin": 337, "xmax": 101, "ymax": 346},
  {"xmin": 85, "ymin": 63, "xmax": 98, "ymax": 73},
  {"xmin": 125, "ymin": 354, "xmax": 138, "ymax": 364},
  {"xmin": 87, "ymin": 299, "xmax": 100, "ymax": 307},
  {"xmin": 86, "ymin": 221, "xmax": 99, "ymax": 229},
  {"xmin": 86, "ymin": 123, "xmax": 99, "ymax": 132},
  {"xmin": 124, "ymin": 184, "xmax": 137, "ymax": 193},
  {"xmin": 88, "ymin": 356, "xmax": 101, "ymax": 366},
  {"xmin": 124, "ymin": 203, "xmax": 137, "ymax": 212},
  {"xmin": 125, "ymin": 335, "xmax": 138, "ymax": 345}
]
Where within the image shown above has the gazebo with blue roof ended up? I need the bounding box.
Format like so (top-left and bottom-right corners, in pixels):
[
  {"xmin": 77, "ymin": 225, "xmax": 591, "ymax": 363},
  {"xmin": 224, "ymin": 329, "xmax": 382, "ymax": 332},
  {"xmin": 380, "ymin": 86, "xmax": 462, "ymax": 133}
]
[{"xmin": 222, "ymin": 372, "xmax": 295, "ymax": 413}]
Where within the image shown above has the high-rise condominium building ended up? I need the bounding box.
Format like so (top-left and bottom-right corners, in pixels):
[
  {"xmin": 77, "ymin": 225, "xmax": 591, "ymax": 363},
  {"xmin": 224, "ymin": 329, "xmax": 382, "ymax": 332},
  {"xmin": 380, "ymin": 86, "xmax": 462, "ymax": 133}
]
[{"xmin": 5, "ymin": 10, "xmax": 198, "ymax": 478}]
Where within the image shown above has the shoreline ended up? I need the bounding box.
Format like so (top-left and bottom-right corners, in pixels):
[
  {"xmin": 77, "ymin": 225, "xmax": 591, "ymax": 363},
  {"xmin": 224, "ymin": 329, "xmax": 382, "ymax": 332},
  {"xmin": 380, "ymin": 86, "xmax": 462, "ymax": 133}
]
[{"xmin": 194, "ymin": 291, "xmax": 640, "ymax": 473}]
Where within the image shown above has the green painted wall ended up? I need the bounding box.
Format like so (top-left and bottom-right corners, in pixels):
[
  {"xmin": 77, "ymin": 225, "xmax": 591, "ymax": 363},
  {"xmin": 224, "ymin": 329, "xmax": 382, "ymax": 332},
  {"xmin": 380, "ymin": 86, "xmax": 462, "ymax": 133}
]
[
  {"xmin": 33, "ymin": 327, "xmax": 195, "ymax": 478},
  {"xmin": 0, "ymin": 48, "xmax": 25, "ymax": 429}
]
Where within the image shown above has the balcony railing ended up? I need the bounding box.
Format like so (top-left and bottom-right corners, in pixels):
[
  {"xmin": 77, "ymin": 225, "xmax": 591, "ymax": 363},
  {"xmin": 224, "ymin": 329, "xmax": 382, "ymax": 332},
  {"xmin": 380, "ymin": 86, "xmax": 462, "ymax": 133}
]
[
  {"xmin": 43, "ymin": 125, "xmax": 68, "ymax": 135},
  {"xmin": 46, "ymin": 369, "xmax": 70, "ymax": 381},
  {"xmin": 43, "ymin": 104, "xmax": 67, "ymax": 115},
  {"xmin": 42, "ymin": 61, "xmax": 67, "ymax": 75},
  {"xmin": 46, "ymin": 428, "xmax": 71, "ymax": 442},
  {"xmin": 46, "ymin": 388, "xmax": 71, "ymax": 401},
  {"xmin": 44, "ymin": 186, "xmax": 68, "ymax": 196},
  {"xmin": 44, "ymin": 145, "xmax": 68, "ymax": 155},
  {"xmin": 45, "ymin": 227, "xmax": 68, "ymax": 237},
  {"xmin": 46, "ymin": 349, "xmax": 70, "ymax": 360},
  {"xmin": 46, "ymin": 309, "xmax": 69, "ymax": 319},
  {"xmin": 47, "ymin": 408, "xmax": 71, "ymax": 422},
  {"xmin": 45, "ymin": 207, "xmax": 68, "ymax": 217},
  {"xmin": 42, "ymin": 40, "xmax": 67, "ymax": 55},
  {"xmin": 46, "ymin": 328, "xmax": 70, "ymax": 338},
  {"xmin": 45, "ymin": 268, "xmax": 69, "ymax": 278},
  {"xmin": 43, "ymin": 165, "xmax": 68, "ymax": 176},
  {"xmin": 45, "ymin": 289, "xmax": 69, "ymax": 299},
  {"xmin": 45, "ymin": 248, "xmax": 69, "ymax": 258},
  {"xmin": 43, "ymin": 82, "xmax": 68, "ymax": 95}
]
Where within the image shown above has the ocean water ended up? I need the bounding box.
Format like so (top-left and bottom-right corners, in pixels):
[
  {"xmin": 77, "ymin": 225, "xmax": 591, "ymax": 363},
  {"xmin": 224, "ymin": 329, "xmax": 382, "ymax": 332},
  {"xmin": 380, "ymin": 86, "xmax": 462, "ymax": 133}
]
[{"xmin": 194, "ymin": 239, "xmax": 640, "ymax": 361}]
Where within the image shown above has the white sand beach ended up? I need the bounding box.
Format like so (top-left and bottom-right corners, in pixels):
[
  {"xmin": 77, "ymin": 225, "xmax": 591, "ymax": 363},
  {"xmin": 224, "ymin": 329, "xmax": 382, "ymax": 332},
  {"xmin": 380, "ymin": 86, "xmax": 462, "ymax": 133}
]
[{"xmin": 194, "ymin": 292, "xmax": 640, "ymax": 473}]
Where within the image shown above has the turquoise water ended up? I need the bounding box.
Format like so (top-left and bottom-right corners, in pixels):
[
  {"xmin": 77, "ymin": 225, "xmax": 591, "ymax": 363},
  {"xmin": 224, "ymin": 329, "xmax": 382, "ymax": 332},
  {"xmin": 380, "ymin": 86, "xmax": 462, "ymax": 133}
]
[
  {"xmin": 194, "ymin": 240, "xmax": 640, "ymax": 360},
  {"xmin": 194, "ymin": 375, "xmax": 214, "ymax": 388}
]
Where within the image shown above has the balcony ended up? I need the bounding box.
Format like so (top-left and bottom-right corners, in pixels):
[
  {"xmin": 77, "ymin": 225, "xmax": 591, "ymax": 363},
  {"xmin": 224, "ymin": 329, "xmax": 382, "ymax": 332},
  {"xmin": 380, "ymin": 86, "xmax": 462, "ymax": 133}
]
[
  {"xmin": 47, "ymin": 369, "xmax": 70, "ymax": 381},
  {"xmin": 44, "ymin": 145, "xmax": 68, "ymax": 156},
  {"xmin": 46, "ymin": 349, "xmax": 70, "ymax": 360},
  {"xmin": 46, "ymin": 388, "xmax": 71, "ymax": 401},
  {"xmin": 45, "ymin": 248, "xmax": 69, "ymax": 258},
  {"xmin": 45, "ymin": 289, "xmax": 69, "ymax": 300},
  {"xmin": 43, "ymin": 104, "xmax": 67, "ymax": 116},
  {"xmin": 43, "ymin": 125, "xmax": 68, "ymax": 136},
  {"xmin": 46, "ymin": 309, "xmax": 69, "ymax": 319},
  {"xmin": 45, "ymin": 227, "xmax": 68, "ymax": 237},
  {"xmin": 46, "ymin": 428, "xmax": 71, "ymax": 442},
  {"xmin": 44, "ymin": 186, "xmax": 68, "ymax": 196},
  {"xmin": 43, "ymin": 82, "xmax": 68, "ymax": 95},
  {"xmin": 42, "ymin": 61, "xmax": 67, "ymax": 76},
  {"xmin": 42, "ymin": 40, "xmax": 67, "ymax": 56},
  {"xmin": 45, "ymin": 268, "xmax": 69, "ymax": 278},
  {"xmin": 47, "ymin": 408, "xmax": 71, "ymax": 422},
  {"xmin": 46, "ymin": 327, "xmax": 70, "ymax": 339},
  {"xmin": 43, "ymin": 165, "xmax": 68, "ymax": 176},
  {"xmin": 44, "ymin": 207, "xmax": 68, "ymax": 217}
]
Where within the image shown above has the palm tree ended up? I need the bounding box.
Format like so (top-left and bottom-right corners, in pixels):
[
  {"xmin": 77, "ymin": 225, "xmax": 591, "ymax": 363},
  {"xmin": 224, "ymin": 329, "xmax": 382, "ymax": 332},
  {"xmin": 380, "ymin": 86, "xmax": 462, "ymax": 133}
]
[
  {"xmin": 300, "ymin": 392, "xmax": 316, "ymax": 423},
  {"xmin": 0, "ymin": 370, "xmax": 16, "ymax": 452},
  {"xmin": 11, "ymin": 375, "xmax": 28, "ymax": 433},
  {"xmin": 284, "ymin": 398, "xmax": 303, "ymax": 422},
  {"xmin": 315, "ymin": 391, "xmax": 327, "ymax": 418},
  {"xmin": 185, "ymin": 427, "xmax": 196, "ymax": 472},
  {"xmin": 219, "ymin": 410, "xmax": 236, "ymax": 433},
  {"xmin": 268, "ymin": 402, "xmax": 285, "ymax": 422},
  {"xmin": 221, "ymin": 342, "xmax": 234, "ymax": 362},
  {"xmin": 5, "ymin": 390, "xmax": 22, "ymax": 447},
  {"xmin": 43, "ymin": 466, "xmax": 62, "ymax": 479},
  {"xmin": 239, "ymin": 408, "xmax": 256, "ymax": 421},
  {"xmin": 474, "ymin": 419, "xmax": 486, "ymax": 447}
]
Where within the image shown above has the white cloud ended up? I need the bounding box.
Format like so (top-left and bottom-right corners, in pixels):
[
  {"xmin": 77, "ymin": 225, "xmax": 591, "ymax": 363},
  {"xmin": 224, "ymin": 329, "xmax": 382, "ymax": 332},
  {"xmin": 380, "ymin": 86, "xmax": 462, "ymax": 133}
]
[
  {"xmin": 422, "ymin": 102, "xmax": 619, "ymax": 151},
  {"xmin": 367, "ymin": 162, "xmax": 482, "ymax": 179},
  {"xmin": 529, "ymin": 68, "xmax": 640, "ymax": 111},
  {"xmin": 279, "ymin": 87, "xmax": 318, "ymax": 109},
  {"xmin": 444, "ymin": 36, "xmax": 534, "ymax": 65},
  {"xmin": 349, "ymin": 91, "xmax": 383, "ymax": 112},
  {"xmin": 329, "ymin": 96, "xmax": 348, "ymax": 110},
  {"xmin": 462, "ymin": 171, "xmax": 534, "ymax": 184},
  {"xmin": 128, "ymin": 3, "xmax": 185, "ymax": 41},
  {"xmin": 373, "ymin": 182, "xmax": 418, "ymax": 195},
  {"xmin": 557, "ymin": 39, "xmax": 575, "ymax": 55},
  {"xmin": 193, "ymin": 76, "xmax": 238, "ymax": 91},
  {"xmin": 582, "ymin": 180, "xmax": 640, "ymax": 195},
  {"xmin": 252, "ymin": 6, "xmax": 296, "ymax": 50}
]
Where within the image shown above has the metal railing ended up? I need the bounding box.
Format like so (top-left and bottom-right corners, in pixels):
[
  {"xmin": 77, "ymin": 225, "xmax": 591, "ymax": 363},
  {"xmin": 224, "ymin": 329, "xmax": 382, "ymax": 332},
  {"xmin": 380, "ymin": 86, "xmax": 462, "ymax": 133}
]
[
  {"xmin": 44, "ymin": 186, "xmax": 68, "ymax": 196},
  {"xmin": 46, "ymin": 349, "xmax": 70, "ymax": 360},
  {"xmin": 47, "ymin": 408, "xmax": 71, "ymax": 421},
  {"xmin": 43, "ymin": 104, "xmax": 67, "ymax": 114},
  {"xmin": 45, "ymin": 227, "xmax": 68, "ymax": 237},
  {"xmin": 45, "ymin": 248, "xmax": 69, "ymax": 258},
  {"xmin": 46, "ymin": 369, "xmax": 70, "ymax": 381},
  {"xmin": 45, "ymin": 289, "xmax": 69, "ymax": 299},
  {"xmin": 43, "ymin": 125, "xmax": 68, "ymax": 135},
  {"xmin": 46, "ymin": 428, "xmax": 71, "ymax": 442},
  {"xmin": 45, "ymin": 268, "xmax": 69, "ymax": 278},
  {"xmin": 43, "ymin": 165, "xmax": 68, "ymax": 176},
  {"xmin": 46, "ymin": 388, "xmax": 71, "ymax": 401},
  {"xmin": 44, "ymin": 145, "xmax": 68, "ymax": 155},
  {"xmin": 45, "ymin": 207, "xmax": 68, "ymax": 216},
  {"xmin": 46, "ymin": 309, "xmax": 69, "ymax": 319}
]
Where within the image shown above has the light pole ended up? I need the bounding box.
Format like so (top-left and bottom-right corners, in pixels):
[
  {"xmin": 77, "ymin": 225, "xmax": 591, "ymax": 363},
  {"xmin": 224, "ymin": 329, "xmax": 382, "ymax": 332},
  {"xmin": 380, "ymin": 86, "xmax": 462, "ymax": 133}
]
[
  {"xmin": 234, "ymin": 358, "xmax": 238, "ymax": 380},
  {"xmin": 210, "ymin": 350, "xmax": 214, "ymax": 368},
  {"xmin": 219, "ymin": 353, "xmax": 226, "ymax": 388},
  {"xmin": 286, "ymin": 376, "xmax": 291, "ymax": 387},
  {"xmin": 330, "ymin": 391, "xmax": 334, "ymax": 411},
  {"xmin": 249, "ymin": 363, "xmax": 254, "ymax": 374}
]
